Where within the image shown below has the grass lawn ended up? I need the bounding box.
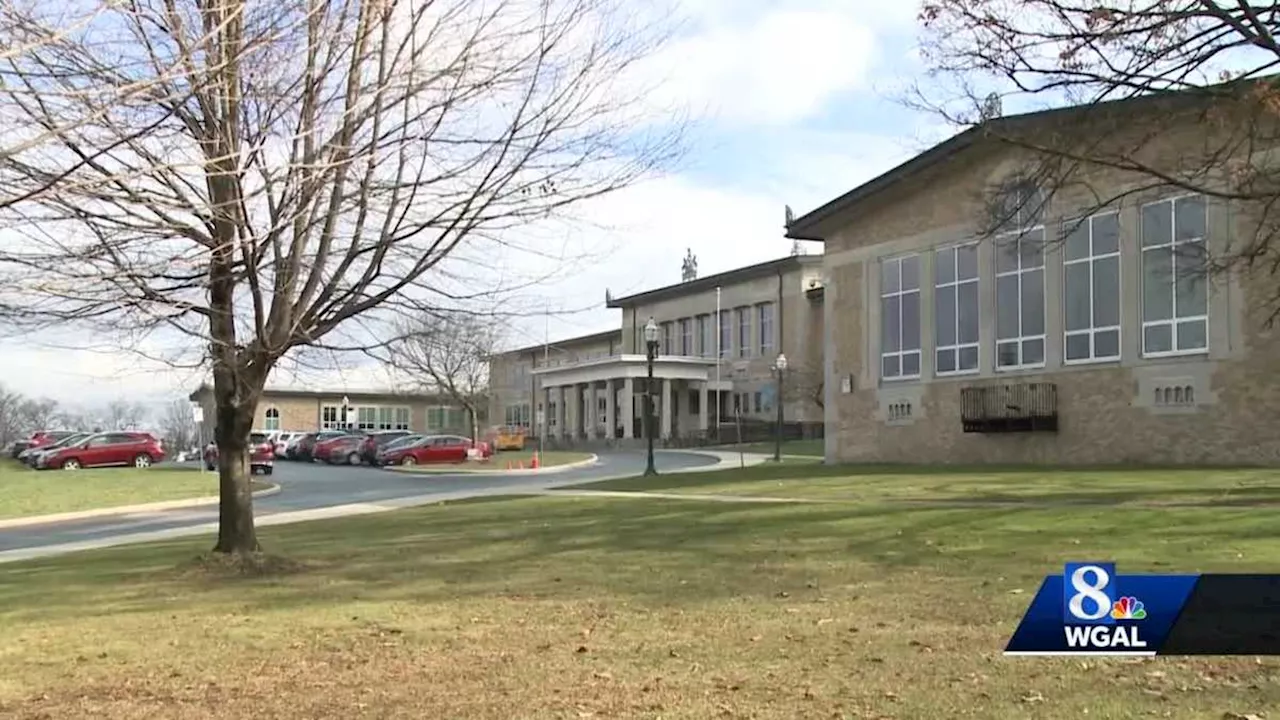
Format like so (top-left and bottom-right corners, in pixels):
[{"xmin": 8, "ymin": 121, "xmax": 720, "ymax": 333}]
[
  {"xmin": 0, "ymin": 463, "xmax": 251, "ymax": 520},
  {"xmin": 710, "ymin": 438, "xmax": 825, "ymax": 456},
  {"xmin": 390, "ymin": 450, "xmax": 594, "ymax": 473},
  {"xmin": 581, "ymin": 461, "xmax": 1280, "ymax": 507},
  {"xmin": 0, "ymin": 464, "xmax": 1277, "ymax": 718}
]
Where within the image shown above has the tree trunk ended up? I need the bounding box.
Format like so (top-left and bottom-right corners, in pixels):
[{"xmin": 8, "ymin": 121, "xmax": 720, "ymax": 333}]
[
  {"xmin": 211, "ymin": 379, "xmax": 261, "ymax": 554},
  {"xmin": 469, "ymin": 406, "xmax": 478, "ymax": 443}
]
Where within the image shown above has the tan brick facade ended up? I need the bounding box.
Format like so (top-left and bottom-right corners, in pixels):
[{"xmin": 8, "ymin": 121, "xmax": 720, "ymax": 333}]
[
  {"xmin": 816, "ymin": 114, "xmax": 1280, "ymax": 466},
  {"xmin": 188, "ymin": 387, "xmax": 469, "ymax": 437}
]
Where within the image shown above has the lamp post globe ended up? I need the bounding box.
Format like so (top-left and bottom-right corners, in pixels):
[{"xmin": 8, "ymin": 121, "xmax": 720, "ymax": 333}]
[
  {"xmin": 772, "ymin": 353, "xmax": 787, "ymax": 462},
  {"xmin": 643, "ymin": 317, "xmax": 660, "ymax": 476}
]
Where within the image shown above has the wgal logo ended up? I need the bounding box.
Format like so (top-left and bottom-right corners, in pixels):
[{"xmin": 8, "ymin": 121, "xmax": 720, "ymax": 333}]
[{"xmin": 1062, "ymin": 562, "xmax": 1147, "ymax": 649}]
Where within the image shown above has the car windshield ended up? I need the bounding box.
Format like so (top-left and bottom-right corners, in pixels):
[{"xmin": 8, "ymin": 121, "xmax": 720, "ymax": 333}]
[
  {"xmin": 43, "ymin": 433, "xmax": 88, "ymax": 450},
  {"xmin": 249, "ymin": 433, "xmax": 269, "ymax": 445},
  {"xmin": 384, "ymin": 435, "xmax": 422, "ymax": 450}
]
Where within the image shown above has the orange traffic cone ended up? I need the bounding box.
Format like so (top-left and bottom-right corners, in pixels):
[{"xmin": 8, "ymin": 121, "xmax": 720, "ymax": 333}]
[
  {"xmin": 505, "ymin": 460, "xmax": 512, "ymax": 470},
  {"xmin": 530, "ymin": 452, "xmax": 540, "ymax": 469},
  {"xmin": 517, "ymin": 460, "xmax": 525, "ymax": 469}
]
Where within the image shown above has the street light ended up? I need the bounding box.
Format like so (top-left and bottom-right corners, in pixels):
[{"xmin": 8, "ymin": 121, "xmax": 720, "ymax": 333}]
[
  {"xmin": 342, "ymin": 395, "xmax": 350, "ymax": 430},
  {"xmin": 643, "ymin": 317, "xmax": 660, "ymax": 476},
  {"xmin": 772, "ymin": 353, "xmax": 788, "ymax": 462}
]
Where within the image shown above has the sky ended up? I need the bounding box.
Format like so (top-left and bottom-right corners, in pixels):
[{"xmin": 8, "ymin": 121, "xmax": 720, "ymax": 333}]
[{"xmin": 0, "ymin": 0, "xmax": 951, "ymax": 411}]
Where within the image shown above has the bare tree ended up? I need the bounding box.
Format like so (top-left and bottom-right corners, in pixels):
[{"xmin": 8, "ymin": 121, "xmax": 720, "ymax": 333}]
[
  {"xmin": 783, "ymin": 360, "xmax": 823, "ymax": 412},
  {"xmin": 916, "ymin": 0, "xmax": 1280, "ymax": 305},
  {"xmin": 386, "ymin": 311, "xmax": 499, "ymax": 442},
  {"xmin": 0, "ymin": 391, "xmax": 60, "ymax": 449},
  {"xmin": 160, "ymin": 398, "xmax": 199, "ymax": 452},
  {"xmin": 102, "ymin": 399, "xmax": 149, "ymax": 431},
  {"xmin": 0, "ymin": 0, "xmax": 680, "ymax": 554}
]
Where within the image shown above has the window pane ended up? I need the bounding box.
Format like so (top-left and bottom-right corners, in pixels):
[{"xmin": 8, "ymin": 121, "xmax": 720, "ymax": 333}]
[
  {"xmin": 1064, "ymin": 262, "xmax": 1091, "ymax": 332},
  {"xmin": 882, "ymin": 354, "xmax": 900, "ymax": 379},
  {"xmin": 1174, "ymin": 243, "xmax": 1208, "ymax": 317},
  {"xmin": 900, "ymin": 255, "xmax": 920, "ymax": 291},
  {"xmin": 1142, "ymin": 201, "xmax": 1171, "ymax": 247},
  {"xmin": 901, "ymin": 292, "xmax": 921, "ymax": 350},
  {"xmin": 1144, "ymin": 324, "xmax": 1173, "ymax": 354},
  {"xmin": 1021, "ymin": 269, "xmax": 1045, "ymax": 335},
  {"xmin": 1022, "ymin": 338, "xmax": 1045, "ymax": 365},
  {"xmin": 1093, "ymin": 213, "xmax": 1120, "ymax": 255},
  {"xmin": 1064, "ymin": 220, "xmax": 1090, "ymax": 261},
  {"xmin": 996, "ymin": 236, "xmax": 1019, "ymax": 273},
  {"xmin": 1177, "ymin": 319, "xmax": 1207, "ymax": 350},
  {"xmin": 880, "ymin": 260, "xmax": 899, "ymax": 293},
  {"xmin": 997, "ymin": 341, "xmax": 1019, "ymax": 367},
  {"xmin": 1065, "ymin": 333, "xmax": 1091, "ymax": 361},
  {"xmin": 958, "ymin": 346, "xmax": 979, "ymax": 371},
  {"xmin": 957, "ymin": 281, "xmax": 979, "ymax": 344},
  {"xmin": 1020, "ymin": 228, "xmax": 1045, "ymax": 267},
  {"xmin": 936, "ymin": 348, "xmax": 956, "ymax": 373},
  {"xmin": 1093, "ymin": 256, "xmax": 1120, "ymax": 327},
  {"xmin": 935, "ymin": 248, "xmax": 955, "ymax": 285},
  {"xmin": 956, "ymin": 244, "xmax": 978, "ymax": 280},
  {"xmin": 996, "ymin": 275, "xmax": 1020, "ymax": 338},
  {"xmin": 881, "ymin": 296, "xmax": 900, "ymax": 352},
  {"xmin": 1095, "ymin": 329, "xmax": 1120, "ymax": 358},
  {"xmin": 935, "ymin": 285, "xmax": 957, "ymax": 346},
  {"xmin": 1175, "ymin": 196, "xmax": 1206, "ymax": 242},
  {"xmin": 902, "ymin": 352, "xmax": 921, "ymax": 376},
  {"xmin": 1142, "ymin": 247, "xmax": 1174, "ymax": 321}
]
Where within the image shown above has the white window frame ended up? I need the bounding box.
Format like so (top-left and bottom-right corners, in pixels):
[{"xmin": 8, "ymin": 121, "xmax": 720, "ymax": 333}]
[
  {"xmin": 679, "ymin": 318, "xmax": 692, "ymax": 355},
  {"xmin": 320, "ymin": 405, "xmax": 341, "ymax": 430},
  {"xmin": 1140, "ymin": 194, "xmax": 1209, "ymax": 358},
  {"xmin": 934, "ymin": 242, "xmax": 980, "ymax": 376},
  {"xmin": 736, "ymin": 307, "xmax": 750, "ymax": 358},
  {"xmin": 995, "ymin": 228, "xmax": 1047, "ymax": 371},
  {"xmin": 1063, "ymin": 211, "xmax": 1122, "ymax": 365},
  {"xmin": 758, "ymin": 302, "xmax": 774, "ymax": 355},
  {"xmin": 879, "ymin": 254, "xmax": 921, "ymax": 381},
  {"xmin": 263, "ymin": 407, "xmax": 281, "ymax": 431},
  {"xmin": 718, "ymin": 310, "xmax": 731, "ymax": 358},
  {"xmin": 696, "ymin": 314, "xmax": 711, "ymax": 357}
]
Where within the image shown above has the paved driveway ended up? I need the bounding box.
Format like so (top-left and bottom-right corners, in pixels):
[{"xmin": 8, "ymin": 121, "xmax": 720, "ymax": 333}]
[{"xmin": 0, "ymin": 450, "xmax": 721, "ymax": 557}]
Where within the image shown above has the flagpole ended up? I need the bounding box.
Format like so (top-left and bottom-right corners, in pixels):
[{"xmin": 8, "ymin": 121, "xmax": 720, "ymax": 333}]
[
  {"xmin": 715, "ymin": 286, "xmax": 721, "ymax": 440},
  {"xmin": 541, "ymin": 304, "xmax": 549, "ymax": 453}
]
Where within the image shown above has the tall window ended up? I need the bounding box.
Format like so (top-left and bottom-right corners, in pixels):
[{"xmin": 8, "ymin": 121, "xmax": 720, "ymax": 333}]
[
  {"xmin": 880, "ymin": 254, "xmax": 921, "ymax": 379},
  {"xmin": 934, "ymin": 243, "xmax": 979, "ymax": 375},
  {"xmin": 263, "ymin": 407, "xmax": 280, "ymax": 431},
  {"xmin": 427, "ymin": 407, "xmax": 446, "ymax": 428},
  {"xmin": 995, "ymin": 230, "xmax": 1046, "ymax": 370},
  {"xmin": 321, "ymin": 405, "xmax": 340, "ymax": 429},
  {"xmin": 757, "ymin": 302, "xmax": 774, "ymax": 355},
  {"xmin": 736, "ymin": 307, "xmax": 750, "ymax": 357},
  {"xmin": 718, "ymin": 310, "xmax": 731, "ymax": 357},
  {"xmin": 1141, "ymin": 195, "xmax": 1208, "ymax": 356},
  {"xmin": 357, "ymin": 407, "xmax": 377, "ymax": 430},
  {"xmin": 1064, "ymin": 212, "xmax": 1121, "ymax": 363},
  {"xmin": 696, "ymin": 314, "xmax": 711, "ymax": 357},
  {"xmin": 679, "ymin": 318, "xmax": 692, "ymax": 355},
  {"xmin": 661, "ymin": 322, "xmax": 674, "ymax": 354}
]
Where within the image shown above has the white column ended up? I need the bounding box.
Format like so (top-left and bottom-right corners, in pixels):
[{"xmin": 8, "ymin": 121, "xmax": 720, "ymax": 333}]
[
  {"xmin": 698, "ymin": 382, "xmax": 708, "ymax": 432},
  {"xmin": 605, "ymin": 379, "xmax": 616, "ymax": 440},
  {"xmin": 622, "ymin": 378, "xmax": 634, "ymax": 438},
  {"xmin": 661, "ymin": 378, "xmax": 672, "ymax": 439},
  {"xmin": 555, "ymin": 385, "xmax": 566, "ymax": 440},
  {"xmin": 585, "ymin": 383, "xmax": 597, "ymax": 439}
]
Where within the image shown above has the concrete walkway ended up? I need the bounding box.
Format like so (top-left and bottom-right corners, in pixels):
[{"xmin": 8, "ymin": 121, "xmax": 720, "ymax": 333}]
[{"xmin": 533, "ymin": 489, "xmax": 828, "ymax": 504}]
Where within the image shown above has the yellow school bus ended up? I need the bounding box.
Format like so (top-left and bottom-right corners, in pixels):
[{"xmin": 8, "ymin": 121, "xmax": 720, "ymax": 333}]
[{"xmin": 490, "ymin": 425, "xmax": 527, "ymax": 451}]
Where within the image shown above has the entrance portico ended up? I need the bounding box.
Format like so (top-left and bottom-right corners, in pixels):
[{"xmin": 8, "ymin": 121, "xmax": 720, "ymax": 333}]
[{"xmin": 532, "ymin": 355, "xmax": 729, "ymax": 442}]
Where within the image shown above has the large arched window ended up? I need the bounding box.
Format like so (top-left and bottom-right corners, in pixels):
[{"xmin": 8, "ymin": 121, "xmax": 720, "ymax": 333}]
[{"xmin": 264, "ymin": 407, "xmax": 281, "ymax": 431}]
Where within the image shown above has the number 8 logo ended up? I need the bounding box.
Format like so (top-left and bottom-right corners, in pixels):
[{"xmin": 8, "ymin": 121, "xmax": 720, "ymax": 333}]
[{"xmin": 1068, "ymin": 565, "xmax": 1111, "ymax": 620}]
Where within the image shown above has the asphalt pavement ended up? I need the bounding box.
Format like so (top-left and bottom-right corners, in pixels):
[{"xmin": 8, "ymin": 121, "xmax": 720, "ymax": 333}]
[{"xmin": 0, "ymin": 450, "xmax": 722, "ymax": 558}]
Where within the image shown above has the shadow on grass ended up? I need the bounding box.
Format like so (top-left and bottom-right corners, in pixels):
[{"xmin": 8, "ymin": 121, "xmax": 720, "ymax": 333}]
[{"xmin": 3, "ymin": 488, "xmax": 1279, "ymax": 628}]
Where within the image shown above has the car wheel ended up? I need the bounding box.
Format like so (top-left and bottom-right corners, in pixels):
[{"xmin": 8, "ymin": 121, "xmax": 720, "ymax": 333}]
[
  {"xmin": 400, "ymin": 456, "xmax": 416, "ymax": 466},
  {"xmin": 205, "ymin": 463, "xmax": 215, "ymax": 472},
  {"xmin": 133, "ymin": 454, "xmax": 152, "ymax": 468},
  {"xmin": 61, "ymin": 458, "xmax": 81, "ymax": 470},
  {"xmin": 263, "ymin": 466, "xmax": 273, "ymax": 476},
  {"xmin": 347, "ymin": 452, "xmax": 361, "ymax": 466}
]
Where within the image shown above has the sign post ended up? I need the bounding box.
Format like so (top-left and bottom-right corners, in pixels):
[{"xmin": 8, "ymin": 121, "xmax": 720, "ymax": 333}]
[{"xmin": 192, "ymin": 405, "xmax": 205, "ymax": 471}]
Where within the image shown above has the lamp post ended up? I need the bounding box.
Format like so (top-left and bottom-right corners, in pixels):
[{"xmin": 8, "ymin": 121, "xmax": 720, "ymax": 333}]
[
  {"xmin": 643, "ymin": 317, "xmax": 660, "ymax": 476},
  {"xmin": 341, "ymin": 395, "xmax": 350, "ymax": 430},
  {"xmin": 772, "ymin": 353, "xmax": 787, "ymax": 462}
]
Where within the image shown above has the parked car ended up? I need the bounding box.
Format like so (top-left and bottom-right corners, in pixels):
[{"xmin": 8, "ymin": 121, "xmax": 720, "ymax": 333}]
[
  {"xmin": 273, "ymin": 431, "xmax": 304, "ymax": 455},
  {"xmin": 37, "ymin": 431, "xmax": 165, "ymax": 470},
  {"xmin": 292, "ymin": 430, "xmax": 350, "ymax": 462},
  {"xmin": 24, "ymin": 432, "xmax": 92, "ymax": 467},
  {"xmin": 377, "ymin": 434, "xmax": 492, "ymax": 466},
  {"xmin": 359, "ymin": 430, "xmax": 415, "ymax": 464},
  {"xmin": 316, "ymin": 434, "xmax": 367, "ymax": 464},
  {"xmin": 203, "ymin": 431, "xmax": 275, "ymax": 475},
  {"xmin": 17, "ymin": 430, "xmax": 79, "ymax": 461}
]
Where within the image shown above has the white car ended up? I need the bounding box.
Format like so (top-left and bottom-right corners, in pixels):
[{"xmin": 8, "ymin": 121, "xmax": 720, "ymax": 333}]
[{"xmin": 274, "ymin": 431, "xmax": 304, "ymax": 455}]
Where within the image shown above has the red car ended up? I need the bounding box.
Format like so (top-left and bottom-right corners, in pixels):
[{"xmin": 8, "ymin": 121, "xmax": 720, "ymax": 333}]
[
  {"xmin": 203, "ymin": 432, "xmax": 275, "ymax": 475},
  {"xmin": 40, "ymin": 431, "xmax": 165, "ymax": 470},
  {"xmin": 377, "ymin": 434, "xmax": 492, "ymax": 467},
  {"xmin": 312, "ymin": 433, "xmax": 366, "ymax": 464}
]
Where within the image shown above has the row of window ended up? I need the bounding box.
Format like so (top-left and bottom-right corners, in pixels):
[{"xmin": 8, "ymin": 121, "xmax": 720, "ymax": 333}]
[
  {"xmin": 315, "ymin": 405, "xmax": 414, "ymax": 431},
  {"xmin": 650, "ymin": 302, "xmax": 776, "ymax": 359},
  {"xmin": 503, "ymin": 404, "xmax": 532, "ymax": 427},
  {"xmin": 879, "ymin": 194, "xmax": 1209, "ymax": 381}
]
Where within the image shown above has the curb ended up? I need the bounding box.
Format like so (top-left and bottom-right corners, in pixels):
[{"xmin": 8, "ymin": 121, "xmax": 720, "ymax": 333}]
[
  {"xmin": 0, "ymin": 482, "xmax": 281, "ymax": 530},
  {"xmin": 384, "ymin": 454, "xmax": 600, "ymax": 476}
]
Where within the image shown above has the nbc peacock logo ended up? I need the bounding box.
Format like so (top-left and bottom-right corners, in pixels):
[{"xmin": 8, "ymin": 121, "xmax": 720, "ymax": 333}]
[{"xmin": 1110, "ymin": 596, "xmax": 1147, "ymax": 620}]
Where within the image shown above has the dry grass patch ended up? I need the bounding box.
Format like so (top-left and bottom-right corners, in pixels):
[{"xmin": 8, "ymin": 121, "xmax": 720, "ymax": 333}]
[{"xmin": 0, "ymin": 488, "xmax": 1277, "ymax": 718}]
